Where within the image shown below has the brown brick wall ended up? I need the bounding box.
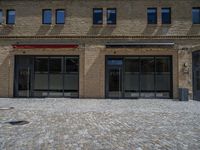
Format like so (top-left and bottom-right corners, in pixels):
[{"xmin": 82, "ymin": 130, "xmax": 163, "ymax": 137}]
[
  {"xmin": 0, "ymin": 0, "xmax": 200, "ymax": 36},
  {"xmin": 0, "ymin": 42, "xmax": 179, "ymax": 99}
]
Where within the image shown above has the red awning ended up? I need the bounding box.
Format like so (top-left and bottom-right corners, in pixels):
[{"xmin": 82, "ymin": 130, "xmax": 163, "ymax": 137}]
[{"xmin": 12, "ymin": 44, "xmax": 79, "ymax": 49}]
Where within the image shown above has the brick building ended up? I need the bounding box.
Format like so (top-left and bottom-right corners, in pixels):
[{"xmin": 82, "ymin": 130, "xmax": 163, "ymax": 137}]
[{"xmin": 0, "ymin": 0, "xmax": 200, "ymax": 100}]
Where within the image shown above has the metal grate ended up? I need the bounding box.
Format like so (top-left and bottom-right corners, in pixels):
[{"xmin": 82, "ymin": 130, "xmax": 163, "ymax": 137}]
[{"xmin": 7, "ymin": 120, "xmax": 29, "ymax": 125}]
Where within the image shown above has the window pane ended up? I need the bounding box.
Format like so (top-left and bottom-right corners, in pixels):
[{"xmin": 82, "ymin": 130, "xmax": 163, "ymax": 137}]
[
  {"xmin": 125, "ymin": 57, "xmax": 139, "ymax": 72},
  {"xmin": 124, "ymin": 73, "xmax": 139, "ymax": 91},
  {"xmin": 162, "ymin": 8, "xmax": 171, "ymax": 24},
  {"xmin": 56, "ymin": 10, "xmax": 65, "ymax": 24},
  {"xmin": 7, "ymin": 10, "xmax": 15, "ymax": 24},
  {"xmin": 141, "ymin": 57, "xmax": 154, "ymax": 72},
  {"xmin": 107, "ymin": 8, "xmax": 116, "ymax": 25},
  {"xmin": 34, "ymin": 74, "xmax": 48, "ymax": 90},
  {"xmin": 64, "ymin": 74, "xmax": 78, "ymax": 90},
  {"xmin": 156, "ymin": 57, "xmax": 171, "ymax": 72},
  {"xmin": 93, "ymin": 8, "xmax": 103, "ymax": 25},
  {"xmin": 49, "ymin": 58, "xmax": 62, "ymax": 73},
  {"xmin": 65, "ymin": 57, "xmax": 79, "ymax": 72},
  {"xmin": 64, "ymin": 74, "xmax": 78, "ymax": 97},
  {"xmin": 43, "ymin": 9, "xmax": 52, "ymax": 24},
  {"xmin": 34, "ymin": 57, "xmax": 48, "ymax": 73},
  {"xmin": 64, "ymin": 57, "xmax": 79, "ymax": 97},
  {"xmin": 124, "ymin": 58, "xmax": 139, "ymax": 97},
  {"xmin": 192, "ymin": 8, "xmax": 200, "ymax": 24},
  {"xmin": 49, "ymin": 74, "xmax": 63, "ymax": 96},
  {"xmin": 193, "ymin": 52, "xmax": 200, "ymax": 66},
  {"xmin": 156, "ymin": 74, "xmax": 170, "ymax": 91},
  {"xmin": 0, "ymin": 10, "xmax": 2, "ymax": 24},
  {"xmin": 147, "ymin": 8, "xmax": 157, "ymax": 24},
  {"xmin": 107, "ymin": 59, "xmax": 123, "ymax": 66},
  {"xmin": 155, "ymin": 57, "xmax": 171, "ymax": 98},
  {"xmin": 49, "ymin": 74, "xmax": 63, "ymax": 90},
  {"xmin": 140, "ymin": 57, "xmax": 155, "ymax": 97},
  {"xmin": 140, "ymin": 74, "xmax": 154, "ymax": 91}
]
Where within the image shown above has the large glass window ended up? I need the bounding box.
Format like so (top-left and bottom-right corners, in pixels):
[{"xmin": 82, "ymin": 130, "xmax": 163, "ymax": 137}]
[
  {"xmin": 124, "ymin": 58, "xmax": 140, "ymax": 98},
  {"xmin": 56, "ymin": 9, "xmax": 65, "ymax": 24},
  {"xmin": 64, "ymin": 57, "xmax": 79, "ymax": 97},
  {"xmin": 42, "ymin": 9, "xmax": 52, "ymax": 24},
  {"xmin": 107, "ymin": 8, "xmax": 117, "ymax": 25},
  {"xmin": 0, "ymin": 10, "xmax": 2, "ymax": 24},
  {"xmin": 93, "ymin": 8, "xmax": 103, "ymax": 25},
  {"xmin": 49, "ymin": 58, "xmax": 62, "ymax": 73},
  {"xmin": 34, "ymin": 58, "xmax": 48, "ymax": 73},
  {"xmin": 33, "ymin": 56, "xmax": 79, "ymax": 97},
  {"xmin": 7, "ymin": 10, "xmax": 15, "ymax": 24},
  {"xmin": 147, "ymin": 8, "xmax": 157, "ymax": 24},
  {"xmin": 192, "ymin": 8, "xmax": 200, "ymax": 24},
  {"xmin": 140, "ymin": 57, "xmax": 155, "ymax": 98},
  {"xmin": 34, "ymin": 57, "xmax": 49, "ymax": 97},
  {"xmin": 155, "ymin": 57, "xmax": 171, "ymax": 98},
  {"xmin": 49, "ymin": 58, "xmax": 63, "ymax": 96},
  {"xmin": 162, "ymin": 8, "xmax": 171, "ymax": 24},
  {"xmin": 107, "ymin": 56, "xmax": 172, "ymax": 99}
]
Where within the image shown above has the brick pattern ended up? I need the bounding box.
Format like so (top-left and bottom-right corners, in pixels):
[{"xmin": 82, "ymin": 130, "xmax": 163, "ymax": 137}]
[{"xmin": 0, "ymin": 0, "xmax": 199, "ymax": 36}]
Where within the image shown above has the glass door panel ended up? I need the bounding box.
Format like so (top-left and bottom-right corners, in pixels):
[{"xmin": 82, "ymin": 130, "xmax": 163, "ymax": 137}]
[
  {"xmin": 15, "ymin": 56, "xmax": 32, "ymax": 97},
  {"xmin": 108, "ymin": 67, "xmax": 122, "ymax": 98},
  {"xmin": 18, "ymin": 68, "xmax": 30, "ymax": 97}
]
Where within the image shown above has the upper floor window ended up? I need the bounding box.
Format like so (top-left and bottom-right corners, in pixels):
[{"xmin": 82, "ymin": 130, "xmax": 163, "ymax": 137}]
[
  {"xmin": 42, "ymin": 9, "xmax": 52, "ymax": 24},
  {"xmin": 93, "ymin": 8, "xmax": 103, "ymax": 25},
  {"xmin": 0, "ymin": 10, "xmax": 2, "ymax": 24},
  {"xmin": 56, "ymin": 9, "xmax": 65, "ymax": 24},
  {"xmin": 162, "ymin": 8, "xmax": 171, "ymax": 24},
  {"xmin": 107, "ymin": 8, "xmax": 117, "ymax": 25},
  {"xmin": 192, "ymin": 8, "xmax": 200, "ymax": 24},
  {"xmin": 147, "ymin": 8, "xmax": 157, "ymax": 24},
  {"xmin": 7, "ymin": 10, "xmax": 15, "ymax": 25}
]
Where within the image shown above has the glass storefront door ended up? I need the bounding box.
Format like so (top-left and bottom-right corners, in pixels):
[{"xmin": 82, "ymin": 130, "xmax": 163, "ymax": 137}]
[
  {"xmin": 106, "ymin": 59, "xmax": 123, "ymax": 98},
  {"xmin": 15, "ymin": 56, "xmax": 33, "ymax": 97}
]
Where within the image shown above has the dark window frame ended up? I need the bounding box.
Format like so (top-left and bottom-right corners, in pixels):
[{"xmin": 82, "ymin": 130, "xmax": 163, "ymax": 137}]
[
  {"xmin": 162, "ymin": 7, "xmax": 171, "ymax": 24},
  {"xmin": 6, "ymin": 9, "xmax": 16, "ymax": 25},
  {"xmin": 192, "ymin": 7, "xmax": 200, "ymax": 24},
  {"xmin": 107, "ymin": 8, "xmax": 117, "ymax": 25},
  {"xmin": 55, "ymin": 9, "xmax": 65, "ymax": 24},
  {"xmin": 147, "ymin": 7, "xmax": 157, "ymax": 24},
  {"xmin": 0, "ymin": 9, "xmax": 3, "ymax": 24},
  {"xmin": 42, "ymin": 9, "xmax": 52, "ymax": 25},
  {"xmin": 93, "ymin": 8, "xmax": 103, "ymax": 25}
]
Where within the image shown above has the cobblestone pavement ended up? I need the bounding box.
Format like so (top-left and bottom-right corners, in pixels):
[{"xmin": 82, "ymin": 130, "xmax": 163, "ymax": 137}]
[{"xmin": 0, "ymin": 98, "xmax": 200, "ymax": 150}]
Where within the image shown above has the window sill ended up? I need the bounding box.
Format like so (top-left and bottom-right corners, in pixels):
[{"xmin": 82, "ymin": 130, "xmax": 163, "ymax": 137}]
[
  {"xmin": 107, "ymin": 24, "xmax": 117, "ymax": 27},
  {"xmin": 161, "ymin": 24, "xmax": 172, "ymax": 27},
  {"xmin": 192, "ymin": 23, "xmax": 200, "ymax": 26},
  {"xmin": 92, "ymin": 24, "xmax": 104, "ymax": 27}
]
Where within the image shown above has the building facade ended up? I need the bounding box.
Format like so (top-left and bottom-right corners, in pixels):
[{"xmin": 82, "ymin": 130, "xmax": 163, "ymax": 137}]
[{"xmin": 0, "ymin": 0, "xmax": 200, "ymax": 100}]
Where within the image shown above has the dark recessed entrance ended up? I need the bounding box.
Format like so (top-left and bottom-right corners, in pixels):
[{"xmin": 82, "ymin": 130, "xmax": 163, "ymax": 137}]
[
  {"xmin": 14, "ymin": 55, "xmax": 79, "ymax": 98},
  {"xmin": 193, "ymin": 51, "xmax": 200, "ymax": 101},
  {"xmin": 106, "ymin": 56, "xmax": 173, "ymax": 99}
]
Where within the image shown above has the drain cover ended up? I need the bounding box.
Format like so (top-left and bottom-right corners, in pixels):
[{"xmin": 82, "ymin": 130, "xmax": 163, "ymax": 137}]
[{"xmin": 7, "ymin": 120, "xmax": 29, "ymax": 125}]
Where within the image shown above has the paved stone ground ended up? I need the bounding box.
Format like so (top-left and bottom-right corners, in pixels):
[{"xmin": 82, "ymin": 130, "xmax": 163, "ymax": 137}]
[{"xmin": 0, "ymin": 98, "xmax": 200, "ymax": 150}]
